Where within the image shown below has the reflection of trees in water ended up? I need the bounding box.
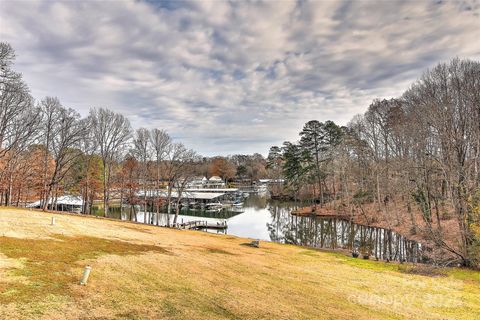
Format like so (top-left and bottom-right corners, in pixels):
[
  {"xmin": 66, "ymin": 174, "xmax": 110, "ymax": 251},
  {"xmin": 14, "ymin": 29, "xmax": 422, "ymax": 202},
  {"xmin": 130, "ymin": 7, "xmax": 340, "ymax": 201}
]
[
  {"xmin": 105, "ymin": 197, "xmax": 424, "ymax": 263},
  {"xmin": 107, "ymin": 203, "xmax": 241, "ymax": 224},
  {"xmin": 266, "ymin": 200, "xmax": 303, "ymax": 244},
  {"xmin": 245, "ymin": 195, "xmax": 268, "ymax": 210},
  {"xmin": 266, "ymin": 201, "xmax": 424, "ymax": 263}
]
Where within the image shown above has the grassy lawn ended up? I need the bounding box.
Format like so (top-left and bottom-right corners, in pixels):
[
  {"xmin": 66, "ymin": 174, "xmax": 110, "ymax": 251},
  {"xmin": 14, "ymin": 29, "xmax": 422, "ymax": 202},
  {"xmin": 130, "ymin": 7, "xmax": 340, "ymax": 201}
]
[{"xmin": 0, "ymin": 208, "xmax": 479, "ymax": 319}]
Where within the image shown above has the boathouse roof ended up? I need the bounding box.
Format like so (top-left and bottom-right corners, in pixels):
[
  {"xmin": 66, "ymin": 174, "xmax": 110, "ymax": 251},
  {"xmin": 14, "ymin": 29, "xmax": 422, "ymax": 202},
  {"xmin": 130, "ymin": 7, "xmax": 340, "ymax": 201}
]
[
  {"xmin": 27, "ymin": 195, "xmax": 83, "ymax": 208},
  {"xmin": 185, "ymin": 188, "xmax": 238, "ymax": 193},
  {"xmin": 137, "ymin": 190, "xmax": 225, "ymax": 200}
]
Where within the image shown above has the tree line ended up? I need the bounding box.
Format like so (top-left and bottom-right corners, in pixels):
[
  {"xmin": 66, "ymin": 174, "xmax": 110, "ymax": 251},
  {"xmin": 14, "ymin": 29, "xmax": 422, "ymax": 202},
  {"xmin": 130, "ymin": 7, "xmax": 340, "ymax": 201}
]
[
  {"xmin": 267, "ymin": 58, "xmax": 480, "ymax": 267},
  {"xmin": 0, "ymin": 42, "xmax": 266, "ymax": 226}
]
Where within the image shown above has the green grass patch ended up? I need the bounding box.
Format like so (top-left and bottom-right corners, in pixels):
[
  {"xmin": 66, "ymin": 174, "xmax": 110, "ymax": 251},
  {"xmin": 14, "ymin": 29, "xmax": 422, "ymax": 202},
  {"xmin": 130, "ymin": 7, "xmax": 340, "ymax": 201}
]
[
  {"xmin": 446, "ymin": 267, "xmax": 480, "ymax": 284},
  {"xmin": 0, "ymin": 235, "xmax": 168, "ymax": 304},
  {"xmin": 329, "ymin": 251, "xmax": 403, "ymax": 272}
]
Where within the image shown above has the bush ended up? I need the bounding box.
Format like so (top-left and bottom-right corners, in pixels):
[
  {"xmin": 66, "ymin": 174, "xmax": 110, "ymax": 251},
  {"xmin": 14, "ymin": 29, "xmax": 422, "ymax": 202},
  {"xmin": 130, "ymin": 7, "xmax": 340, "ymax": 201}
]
[{"xmin": 353, "ymin": 190, "xmax": 374, "ymax": 204}]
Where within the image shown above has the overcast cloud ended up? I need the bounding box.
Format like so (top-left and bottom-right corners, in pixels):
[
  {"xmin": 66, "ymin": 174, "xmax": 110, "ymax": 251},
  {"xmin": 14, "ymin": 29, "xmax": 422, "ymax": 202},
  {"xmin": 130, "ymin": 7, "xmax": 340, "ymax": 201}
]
[{"xmin": 1, "ymin": 0, "xmax": 479, "ymax": 155}]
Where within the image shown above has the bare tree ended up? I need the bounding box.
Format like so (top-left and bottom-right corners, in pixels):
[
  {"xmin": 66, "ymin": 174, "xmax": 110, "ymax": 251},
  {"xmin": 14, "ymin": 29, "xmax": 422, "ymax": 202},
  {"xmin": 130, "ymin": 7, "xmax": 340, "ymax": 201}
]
[
  {"xmin": 0, "ymin": 42, "xmax": 40, "ymax": 162},
  {"xmin": 78, "ymin": 118, "xmax": 99, "ymax": 214},
  {"xmin": 0, "ymin": 43, "xmax": 40, "ymax": 204},
  {"xmin": 404, "ymin": 59, "xmax": 480, "ymax": 266},
  {"xmin": 172, "ymin": 149, "xmax": 199, "ymax": 225},
  {"xmin": 149, "ymin": 128, "xmax": 171, "ymax": 225},
  {"xmin": 163, "ymin": 143, "xmax": 196, "ymax": 227},
  {"xmin": 132, "ymin": 128, "xmax": 151, "ymax": 222},
  {"xmin": 89, "ymin": 108, "xmax": 132, "ymax": 217},
  {"xmin": 39, "ymin": 97, "xmax": 87, "ymax": 211}
]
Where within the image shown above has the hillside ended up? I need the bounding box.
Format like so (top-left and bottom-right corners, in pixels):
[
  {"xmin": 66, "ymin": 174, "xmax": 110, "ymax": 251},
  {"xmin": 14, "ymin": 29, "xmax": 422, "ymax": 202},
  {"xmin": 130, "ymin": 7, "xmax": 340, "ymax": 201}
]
[{"xmin": 0, "ymin": 208, "xmax": 479, "ymax": 319}]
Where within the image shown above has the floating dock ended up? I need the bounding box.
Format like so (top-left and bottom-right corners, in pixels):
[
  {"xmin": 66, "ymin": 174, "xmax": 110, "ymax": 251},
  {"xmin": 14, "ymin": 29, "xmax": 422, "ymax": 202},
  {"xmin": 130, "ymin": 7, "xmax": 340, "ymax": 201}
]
[{"xmin": 175, "ymin": 220, "xmax": 227, "ymax": 230}]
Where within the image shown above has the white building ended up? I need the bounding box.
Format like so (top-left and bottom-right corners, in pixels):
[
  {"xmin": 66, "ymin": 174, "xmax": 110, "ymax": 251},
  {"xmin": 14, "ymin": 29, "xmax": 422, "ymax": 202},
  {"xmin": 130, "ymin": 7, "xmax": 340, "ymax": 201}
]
[
  {"xmin": 27, "ymin": 195, "xmax": 83, "ymax": 213},
  {"xmin": 187, "ymin": 176, "xmax": 226, "ymax": 189}
]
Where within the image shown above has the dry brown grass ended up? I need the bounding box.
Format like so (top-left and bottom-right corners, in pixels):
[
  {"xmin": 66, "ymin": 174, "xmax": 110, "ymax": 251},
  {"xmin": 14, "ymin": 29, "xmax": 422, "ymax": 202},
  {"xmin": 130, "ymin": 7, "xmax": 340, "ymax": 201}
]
[
  {"xmin": 0, "ymin": 207, "xmax": 479, "ymax": 319},
  {"xmin": 0, "ymin": 234, "xmax": 168, "ymax": 304}
]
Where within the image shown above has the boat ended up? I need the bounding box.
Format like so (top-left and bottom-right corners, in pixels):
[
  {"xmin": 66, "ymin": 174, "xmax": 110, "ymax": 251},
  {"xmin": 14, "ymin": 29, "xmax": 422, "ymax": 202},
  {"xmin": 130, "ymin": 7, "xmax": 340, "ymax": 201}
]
[
  {"xmin": 189, "ymin": 201, "xmax": 201, "ymax": 208},
  {"xmin": 230, "ymin": 206, "xmax": 245, "ymax": 213},
  {"xmin": 232, "ymin": 200, "xmax": 243, "ymax": 207},
  {"xmin": 205, "ymin": 202, "xmax": 223, "ymax": 210}
]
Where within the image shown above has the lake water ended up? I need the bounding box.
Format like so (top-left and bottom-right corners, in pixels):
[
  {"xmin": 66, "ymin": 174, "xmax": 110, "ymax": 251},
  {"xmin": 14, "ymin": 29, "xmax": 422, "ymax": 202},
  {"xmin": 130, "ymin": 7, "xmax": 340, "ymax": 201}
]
[{"xmin": 106, "ymin": 194, "xmax": 425, "ymax": 263}]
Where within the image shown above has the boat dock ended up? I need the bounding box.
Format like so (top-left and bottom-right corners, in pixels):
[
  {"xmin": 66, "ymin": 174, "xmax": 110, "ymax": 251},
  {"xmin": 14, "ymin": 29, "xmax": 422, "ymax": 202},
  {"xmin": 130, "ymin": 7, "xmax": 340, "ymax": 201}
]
[{"xmin": 175, "ymin": 220, "xmax": 228, "ymax": 230}]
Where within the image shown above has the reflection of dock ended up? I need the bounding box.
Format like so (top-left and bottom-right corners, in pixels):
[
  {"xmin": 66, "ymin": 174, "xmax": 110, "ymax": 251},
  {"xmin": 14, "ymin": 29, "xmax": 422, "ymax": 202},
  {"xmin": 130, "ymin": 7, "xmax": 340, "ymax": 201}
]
[
  {"xmin": 176, "ymin": 220, "xmax": 227, "ymax": 230},
  {"xmin": 180, "ymin": 208, "xmax": 243, "ymax": 219}
]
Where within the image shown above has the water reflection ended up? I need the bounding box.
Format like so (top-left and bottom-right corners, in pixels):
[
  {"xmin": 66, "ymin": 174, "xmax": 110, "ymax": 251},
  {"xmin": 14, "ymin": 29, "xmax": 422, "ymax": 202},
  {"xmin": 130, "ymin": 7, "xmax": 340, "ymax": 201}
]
[{"xmin": 101, "ymin": 195, "xmax": 424, "ymax": 263}]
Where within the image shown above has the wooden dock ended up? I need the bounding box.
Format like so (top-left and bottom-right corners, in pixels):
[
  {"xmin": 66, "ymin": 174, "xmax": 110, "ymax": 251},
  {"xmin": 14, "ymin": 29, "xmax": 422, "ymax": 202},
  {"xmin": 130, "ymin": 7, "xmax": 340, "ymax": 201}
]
[{"xmin": 175, "ymin": 220, "xmax": 227, "ymax": 230}]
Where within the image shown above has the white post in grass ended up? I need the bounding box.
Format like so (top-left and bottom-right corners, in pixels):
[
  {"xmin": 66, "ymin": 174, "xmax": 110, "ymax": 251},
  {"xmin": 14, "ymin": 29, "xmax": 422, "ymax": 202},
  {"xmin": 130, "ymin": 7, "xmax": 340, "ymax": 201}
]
[
  {"xmin": 51, "ymin": 217, "xmax": 56, "ymax": 225},
  {"xmin": 80, "ymin": 266, "xmax": 92, "ymax": 285}
]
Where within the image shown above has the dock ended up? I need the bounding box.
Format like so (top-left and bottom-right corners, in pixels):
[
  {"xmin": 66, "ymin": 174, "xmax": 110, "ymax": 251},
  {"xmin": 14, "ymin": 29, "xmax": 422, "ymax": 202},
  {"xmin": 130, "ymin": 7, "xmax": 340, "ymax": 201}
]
[{"xmin": 175, "ymin": 220, "xmax": 228, "ymax": 230}]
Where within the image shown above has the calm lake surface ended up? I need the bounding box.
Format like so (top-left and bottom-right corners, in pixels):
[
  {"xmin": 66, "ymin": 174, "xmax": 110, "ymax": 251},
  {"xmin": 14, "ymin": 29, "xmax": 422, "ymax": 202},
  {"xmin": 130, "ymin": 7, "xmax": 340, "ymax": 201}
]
[
  {"xmin": 109, "ymin": 195, "xmax": 298, "ymax": 240},
  {"xmin": 107, "ymin": 194, "xmax": 424, "ymax": 263}
]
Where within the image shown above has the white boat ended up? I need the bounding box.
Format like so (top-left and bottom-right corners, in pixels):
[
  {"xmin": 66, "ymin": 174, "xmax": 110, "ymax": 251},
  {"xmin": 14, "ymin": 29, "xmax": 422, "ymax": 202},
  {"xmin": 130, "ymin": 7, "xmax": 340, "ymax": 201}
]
[
  {"xmin": 205, "ymin": 202, "xmax": 223, "ymax": 210},
  {"xmin": 232, "ymin": 201, "xmax": 243, "ymax": 207}
]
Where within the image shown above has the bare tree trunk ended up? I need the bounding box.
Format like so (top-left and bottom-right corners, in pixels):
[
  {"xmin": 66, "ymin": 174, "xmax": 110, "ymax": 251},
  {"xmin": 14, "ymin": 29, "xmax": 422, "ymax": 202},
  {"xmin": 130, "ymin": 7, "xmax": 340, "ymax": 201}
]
[
  {"xmin": 166, "ymin": 184, "xmax": 172, "ymax": 227},
  {"xmin": 119, "ymin": 174, "xmax": 124, "ymax": 218},
  {"xmin": 103, "ymin": 160, "xmax": 109, "ymax": 217},
  {"xmin": 375, "ymin": 167, "xmax": 381, "ymax": 211},
  {"xmin": 173, "ymin": 197, "xmax": 182, "ymax": 225}
]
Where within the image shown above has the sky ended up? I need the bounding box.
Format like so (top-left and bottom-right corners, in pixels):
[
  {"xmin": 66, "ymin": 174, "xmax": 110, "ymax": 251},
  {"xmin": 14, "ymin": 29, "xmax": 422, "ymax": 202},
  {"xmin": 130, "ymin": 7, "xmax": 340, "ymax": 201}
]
[{"xmin": 1, "ymin": 0, "xmax": 479, "ymax": 156}]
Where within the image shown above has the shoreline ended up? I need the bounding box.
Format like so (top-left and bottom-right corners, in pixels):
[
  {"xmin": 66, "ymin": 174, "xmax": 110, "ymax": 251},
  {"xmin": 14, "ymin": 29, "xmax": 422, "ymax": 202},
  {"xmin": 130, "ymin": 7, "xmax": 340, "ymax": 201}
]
[{"xmin": 291, "ymin": 205, "xmax": 427, "ymax": 245}]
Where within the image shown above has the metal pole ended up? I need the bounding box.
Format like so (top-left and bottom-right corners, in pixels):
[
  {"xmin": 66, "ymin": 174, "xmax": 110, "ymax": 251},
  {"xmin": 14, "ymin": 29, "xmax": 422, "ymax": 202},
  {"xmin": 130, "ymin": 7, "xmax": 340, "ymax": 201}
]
[{"xmin": 80, "ymin": 266, "xmax": 92, "ymax": 285}]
